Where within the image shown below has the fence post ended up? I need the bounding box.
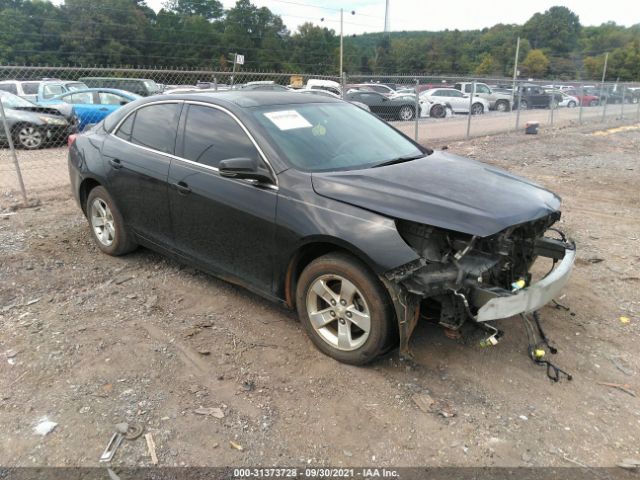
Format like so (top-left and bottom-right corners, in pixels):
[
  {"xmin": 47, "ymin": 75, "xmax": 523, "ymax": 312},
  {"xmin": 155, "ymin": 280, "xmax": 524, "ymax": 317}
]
[
  {"xmin": 515, "ymin": 82, "xmax": 523, "ymax": 132},
  {"xmin": 620, "ymin": 86, "xmax": 625, "ymax": 120},
  {"xmin": 214, "ymin": 76, "xmax": 218, "ymax": 91},
  {"xmin": 578, "ymin": 82, "xmax": 584, "ymax": 125},
  {"xmin": 0, "ymin": 96, "xmax": 28, "ymax": 205},
  {"xmin": 341, "ymin": 72, "xmax": 346, "ymax": 99},
  {"xmin": 414, "ymin": 78, "xmax": 419, "ymax": 142},
  {"xmin": 550, "ymin": 80, "xmax": 555, "ymax": 127},
  {"xmin": 636, "ymin": 93, "xmax": 640, "ymax": 121},
  {"xmin": 466, "ymin": 79, "xmax": 475, "ymax": 138},
  {"xmin": 601, "ymin": 85, "xmax": 608, "ymax": 123}
]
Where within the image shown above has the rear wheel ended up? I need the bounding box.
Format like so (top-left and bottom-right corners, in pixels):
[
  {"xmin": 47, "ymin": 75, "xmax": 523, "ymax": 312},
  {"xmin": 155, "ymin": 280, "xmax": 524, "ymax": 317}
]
[
  {"xmin": 296, "ymin": 253, "xmax": 395, "ymax": 365},
  {"xmin": 14, "ymin": 124, "xmax": 43, "ymax": 149},
  {"xmin": 518, "ymin": 99, "xmax": 529, "ymax": 110},
  {"xmin": 567, "ymin": 100, "xmax": 577, "ymax": 108},
  {"xmin": 398, "ymin": 105, "xmax": 415, "ymax": 121},
  {"xmin": 495, "ymin": 100, "xmax": 509, "ymax": 112},
  {"xmin": 471, "ymin": 103, "xmax": 484, "ymax": 115},
  {"xmin": 86, "ymin": 186, "xmax": 137, "ymax": 256},
  {"xmin": 589, "ymin": 99, "xmax": 598, "ymax": 107},
  {"xmin": 430, "ymin": 104, "xmax": 446, "ymax": 118}
]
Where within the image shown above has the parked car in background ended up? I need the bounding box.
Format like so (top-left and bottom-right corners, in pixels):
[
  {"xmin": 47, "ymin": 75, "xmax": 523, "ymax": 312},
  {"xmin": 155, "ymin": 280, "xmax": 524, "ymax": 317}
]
[
  {"xmin": 241, "ymin": 81, "xmax": 290, "ymax": 92},
  {"xmin": 562, "ymin": 88, "xmax": 600, "ymax": 107},
  {"xmin": 295, "ymin": 88, "xmax": 371, "ymax": 111},
  {"xmin": 305, "ymin": 79, "xmax": 342, "ymax": 97},
  {"xmin": 345, "ymin": 90, "xmax": 419, "ymax": 120},
  {"xmin": 513, "ymin": 85, "xmax": 562, "ymax": 109},
  {"xmin": 0, "ymin": 91, "xmax": 76, "ymax": 149},
  {"xmin": 0, "ymin": 79, "xmax": 87, "ymax": 103},
  {"xmin": 544, "ymin": 89, "xmax": 579, "ymax": 108},
  {"xmin": 348, "ymin": 83, "xmax": 396, "ymax": 96},
  {"xmin": 40, "ymin": 88, "xmax": 141, "ymax": 131},
  {"xmin": 68, "ymin": 91, "xmax": 575, "ymax": 365},
  {"xmin": 454, "ymin": 82, "xmax": 511, "ymax": 112},
  {"xmin": 420, "ymin": 88, "xmax": 490, "ymax": 115},
  {"xmin": 80, "ymin": 77, "xmax": 161, "ymax": 96}
]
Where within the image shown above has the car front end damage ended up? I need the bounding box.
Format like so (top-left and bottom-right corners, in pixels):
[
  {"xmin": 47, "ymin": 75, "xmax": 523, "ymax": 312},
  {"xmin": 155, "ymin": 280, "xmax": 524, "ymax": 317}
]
[{"xmin": 382, "ymin": 212, "xmax": 576, "ymax": 356}]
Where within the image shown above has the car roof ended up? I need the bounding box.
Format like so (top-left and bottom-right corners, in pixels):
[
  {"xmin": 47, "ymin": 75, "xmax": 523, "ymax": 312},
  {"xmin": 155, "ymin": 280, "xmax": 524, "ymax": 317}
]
[
  {"xmin": 56, "ymin": 88, "xmax": 138, "ymax": 96},
  {"xmin": 160, "ymin": 91, "xmax": 340, "ymax": 108}
]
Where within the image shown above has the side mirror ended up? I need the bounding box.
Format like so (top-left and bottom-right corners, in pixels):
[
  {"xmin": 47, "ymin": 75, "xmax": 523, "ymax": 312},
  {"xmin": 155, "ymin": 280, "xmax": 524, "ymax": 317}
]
[
  {"xmin": 218, "ymin": 157, "xmax": 273, "ymax": 184},
  {"xmin": 120, "ymin": 100, "xmax": 128, "ymax": 106},
  {"xmin": 462, "ymin": 94, "xmax": 469, "ymax": 98}
]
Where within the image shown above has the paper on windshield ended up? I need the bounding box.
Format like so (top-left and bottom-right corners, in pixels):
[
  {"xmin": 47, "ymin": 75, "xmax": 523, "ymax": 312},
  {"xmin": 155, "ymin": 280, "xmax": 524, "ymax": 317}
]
[{"xmin": 264, "ymin": 110, "xmax": 312, "ymax": 130}]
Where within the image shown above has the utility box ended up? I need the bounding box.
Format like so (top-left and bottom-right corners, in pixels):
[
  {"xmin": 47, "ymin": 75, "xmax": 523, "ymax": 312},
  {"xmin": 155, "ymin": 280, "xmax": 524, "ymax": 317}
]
[{"xmin": 525, "ymin": 121, "xmax": 539, "ymax": 134}]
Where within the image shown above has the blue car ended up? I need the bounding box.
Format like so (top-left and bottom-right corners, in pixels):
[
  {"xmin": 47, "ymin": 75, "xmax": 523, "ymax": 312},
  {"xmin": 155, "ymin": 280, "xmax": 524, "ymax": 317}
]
[{"xmin": 40, "ymin": 88, "xmax": 141, "ymax": 131}]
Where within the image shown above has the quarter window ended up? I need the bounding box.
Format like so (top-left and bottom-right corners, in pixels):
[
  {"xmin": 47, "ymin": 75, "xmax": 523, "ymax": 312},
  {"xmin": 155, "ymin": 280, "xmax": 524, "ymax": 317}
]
[
  {"xmin": 99, "ymin": 92, "xmax": 127, "ymax": 105},
  {"xmin": 115, "ymin": 112, "xmax": 135, "ymax": 141},
  {"xmin": 181, "ymin": 105, "xmax": 259, "ymax": 168},
  {"xmin": 67, "ymin": 92, "xmax": 94, "ymax": 104},
  {"xmin": 130, "ymin": 103, "xmax": 181, "ymax": 154},
  {"xmin": 22, "ymin": 82, "xmax": 40, "ymax": 95},
  {"xmin": 0, "ymin": 84, "xmax": 18, "ymax": 94}
]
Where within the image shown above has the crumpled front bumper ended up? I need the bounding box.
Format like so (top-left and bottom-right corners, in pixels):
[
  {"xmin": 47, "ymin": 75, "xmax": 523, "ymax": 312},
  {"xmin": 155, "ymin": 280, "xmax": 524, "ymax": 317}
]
[{"xmin": 475, "ymin": 242, "xmax": 576, "ymax": 321}]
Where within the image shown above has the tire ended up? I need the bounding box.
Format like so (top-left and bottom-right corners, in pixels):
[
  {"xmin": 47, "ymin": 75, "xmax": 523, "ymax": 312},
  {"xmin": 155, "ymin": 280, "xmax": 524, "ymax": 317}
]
[
  {"xmin": 518, "ymin": 100, "xmax": 528, "ymax": 110},
  {"xmin": 495, "ymin": 100, "xmax": 509, "ymax": 112},
  {"xmin": 296, "ymin": 252, "xmax": 395, "ymax": 365},
  {"xmin": 398, "ymin": 105, "xmax": 415, "ymax": 121},
  {"xmin": 567, "ymin": 101, "xmax": 577, "ymax": 108},
  {"xmin": 471, "ymin": 103, "xmax": 484, "ymax": 115},
  {"xmin": 430, "ymin": 104, "xmax": 446, "ymax": 118},
  {"xmin": 86, "ymin": 186, "xmax": 137, "ymax": 256},
  {"xmin": 589, "ymin": 100, "xmax": 598, "ymax": 107},
  {"xmin": 13, "ymin": 124, "xmax": 44, "ymax": 150}
]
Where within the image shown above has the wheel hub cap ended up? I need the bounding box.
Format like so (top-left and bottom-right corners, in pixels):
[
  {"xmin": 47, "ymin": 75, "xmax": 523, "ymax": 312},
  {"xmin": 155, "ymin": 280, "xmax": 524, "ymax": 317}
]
[
  {"xmin": 306, "ymin": 274, "xmax": 371, "ymax": 351},
  {"xmin": 90, "ymin": 198, "xmax": 115, "ymax": 247}
]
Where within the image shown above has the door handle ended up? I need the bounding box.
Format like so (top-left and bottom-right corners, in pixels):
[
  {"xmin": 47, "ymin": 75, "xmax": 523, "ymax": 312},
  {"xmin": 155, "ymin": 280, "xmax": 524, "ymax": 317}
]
[
  {"xmin": 108, "ymin": 158, "xmax": 122, "ymax": 169},
  {"xmin": 173, "ymin": 181, "xmax": 192, "ymax": 195}
]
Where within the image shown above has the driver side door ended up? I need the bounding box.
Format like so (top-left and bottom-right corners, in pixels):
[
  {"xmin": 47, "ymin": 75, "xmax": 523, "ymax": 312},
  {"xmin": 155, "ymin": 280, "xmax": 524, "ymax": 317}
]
[{"xmin": 168, "ymin": 103, "xmax": 277, "ymax": 292}]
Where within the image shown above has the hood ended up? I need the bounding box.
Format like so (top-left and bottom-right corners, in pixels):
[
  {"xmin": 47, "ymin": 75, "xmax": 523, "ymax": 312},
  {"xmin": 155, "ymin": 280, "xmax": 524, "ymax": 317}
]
[
  {"xmin": 11, "ymin": 105, "xmax": 72, "ymax": 119},
  {"xmin": 311, "ymin": 151, "xmax": 561, "ymax": 237}
]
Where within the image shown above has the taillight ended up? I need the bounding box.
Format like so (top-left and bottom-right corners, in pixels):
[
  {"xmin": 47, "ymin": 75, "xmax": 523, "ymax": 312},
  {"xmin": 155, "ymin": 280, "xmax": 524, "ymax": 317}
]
[{"xmin": 68, "ymin": 134, "xmax": 77, "ymax": 147}]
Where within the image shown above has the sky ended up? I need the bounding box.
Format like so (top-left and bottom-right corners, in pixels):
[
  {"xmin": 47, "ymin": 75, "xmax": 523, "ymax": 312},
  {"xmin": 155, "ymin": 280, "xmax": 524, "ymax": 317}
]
[{"xmin": 145, "ymin": 0, "xmax": 640, "ymax": 34}]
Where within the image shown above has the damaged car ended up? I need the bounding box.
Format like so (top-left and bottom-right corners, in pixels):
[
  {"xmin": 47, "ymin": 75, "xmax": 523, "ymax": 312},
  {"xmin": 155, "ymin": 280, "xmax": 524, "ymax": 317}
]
[{"xmin": 68, "ymin": 92, "xmax": 575, "ymax": 365}]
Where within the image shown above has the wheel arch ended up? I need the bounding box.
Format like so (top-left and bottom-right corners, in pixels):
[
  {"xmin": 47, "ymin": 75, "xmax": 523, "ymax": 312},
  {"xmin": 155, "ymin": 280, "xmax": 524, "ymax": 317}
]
[{"xmin": 78, "ymin": 177, "xmax": 103, "ymax": 215}]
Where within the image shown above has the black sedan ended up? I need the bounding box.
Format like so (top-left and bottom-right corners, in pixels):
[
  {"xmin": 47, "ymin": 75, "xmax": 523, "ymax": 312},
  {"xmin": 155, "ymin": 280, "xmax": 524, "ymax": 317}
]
[
  {"xmin": 1, "ymin": 91, "xmax": 77, "ymax": 149},
  {"xmin": 69, "ymin": 92, "xmax": 575, "ymax": 365},
  {"xmin": 345, "ymin": 91, "xmax": 418, "ymax": 120}
]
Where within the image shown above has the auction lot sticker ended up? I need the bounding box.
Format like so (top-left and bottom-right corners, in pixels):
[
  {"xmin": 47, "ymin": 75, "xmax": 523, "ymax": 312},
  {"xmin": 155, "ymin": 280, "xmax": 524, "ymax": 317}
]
[{"xmin": 264, "ymin": 110, "xmax": 313, "ymax": 130}]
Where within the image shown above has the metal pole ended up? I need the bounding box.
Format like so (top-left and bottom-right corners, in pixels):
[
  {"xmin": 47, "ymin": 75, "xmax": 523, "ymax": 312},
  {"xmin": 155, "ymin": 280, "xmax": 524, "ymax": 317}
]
[
  {"xmin": 515, "ymin": 81, "xmax": 523, "ymax": 131},
  {"xmin": 636, "ymin": 93, "xmax": 640, "ymax": 121},
  {"xmin": 620, "ymin": 83, "xmax": 625, "ymax": 119},
  {"xmin": 550, "ymin": 80, "xmax": 555, "ymax": 127},
  {"xmin": 231, "ymin": 53, "xmax": 237, "ymax": 87},
  {"xmin": 341, "ymin": 71, "xmax": 346, "ymax": 100},
  {"xmin": 339, "ymin": 8, "xmax": 343, "ymax": 78},
  {"xmin": 414, "ymin": 78, "xmax": 419, "ymax": 141},
  {"xmin": 0, "ymin": 97, "xmax": 28, "ymax": 205},
  {"xmin": 599, "ymin": 52, "xmax": 608, "ymax": 122},
  {"xmin": 466, "ymin": 79, "xmax": 475, "ymax": 138},
  {"xmin": 511, "ymin": 37, "xmax": 520, "ymax": 108},
  {"xmin": 578, "ymin": 82, "xmax": 584, "ymax": 124},
  {"xmin": 214, "ymin": 76, "xmax": 218, "ymax": 92}
]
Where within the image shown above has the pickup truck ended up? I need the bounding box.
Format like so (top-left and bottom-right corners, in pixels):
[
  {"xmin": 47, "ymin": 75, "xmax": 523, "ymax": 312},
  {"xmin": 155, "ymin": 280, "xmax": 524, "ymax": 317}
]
[
  {"xmin": 513, "ymin": 84, "xmax": 563, "ymax": 110},
  {"xmin": 454, "ymin": 82, "xmax": 512, "ymax": 111}
]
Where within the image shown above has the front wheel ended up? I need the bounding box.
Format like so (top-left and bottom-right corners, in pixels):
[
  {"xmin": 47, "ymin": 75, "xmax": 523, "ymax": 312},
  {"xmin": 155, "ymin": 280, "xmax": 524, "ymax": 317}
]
[
  {"xmin": 398, "ymin": 105, "xmax": 415, "ymax": 121},
  {"xmin": 296, "ymin": 253, "xmax": 395, "ymax": 365},
  {"xmin": 589, "ymin": 99, "xmax": 598, "ymax": 107},
  {"xmin": 14, "ymin": 124, "xmax": 44, "ymax": 149},
  {"xmin": 430, "ymin": 104, "xmax": 446, "ymax": 118},
  {"xmin": 518, "ymin": 100, "xmax": 529, "ymax": 110},
  {"xmin": 495, "ymin": 100, "xmax": 509, "ymax": 112},
  {"xmin": 567, "ymin": 101, "xmax": 577, "ymax": 108}
]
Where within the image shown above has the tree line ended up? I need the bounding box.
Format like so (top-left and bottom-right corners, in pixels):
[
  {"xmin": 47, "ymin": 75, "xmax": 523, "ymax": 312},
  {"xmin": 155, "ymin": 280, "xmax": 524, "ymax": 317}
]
[{"xmin": 0, "ymin": 0, "xmax": 638, "ymax": 80}]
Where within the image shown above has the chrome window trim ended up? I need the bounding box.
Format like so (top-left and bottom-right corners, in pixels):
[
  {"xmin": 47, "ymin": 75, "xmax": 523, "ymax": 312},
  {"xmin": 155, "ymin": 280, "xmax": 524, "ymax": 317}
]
[{"xmin": 109, "ymin": 99, "xmax": 279, "ymax": 189}]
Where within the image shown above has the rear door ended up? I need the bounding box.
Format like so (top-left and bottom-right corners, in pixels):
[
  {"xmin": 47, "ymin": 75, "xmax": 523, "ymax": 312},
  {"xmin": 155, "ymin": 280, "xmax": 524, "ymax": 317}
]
[
  {"xmin": 168, "ymin": 103, "xmax": 277, "ymax": 291},
  {"xmin": 102, "ymin": 101, "xmax": 182, "ymax": 247}
]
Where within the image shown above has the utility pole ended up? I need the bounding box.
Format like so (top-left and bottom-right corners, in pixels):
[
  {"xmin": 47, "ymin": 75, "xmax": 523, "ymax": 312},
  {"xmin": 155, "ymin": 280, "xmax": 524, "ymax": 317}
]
[
  {"xmin": 511, "ymin": 36, "xmax": 520, "ymax": 107},
  {"xmin": 339, "ymin": 8, "xmax": 343, "ymax": 76},
  {"xmin": 384, "ymin": 0, "xmax": 390, "ymax": 32},
  {"xmin": 599, "ymin": 52, "xmax": 609, "ymax": 122},
  {"xmin": 231, "ymin": 53, "xmax": 237, "ymax": 86}
]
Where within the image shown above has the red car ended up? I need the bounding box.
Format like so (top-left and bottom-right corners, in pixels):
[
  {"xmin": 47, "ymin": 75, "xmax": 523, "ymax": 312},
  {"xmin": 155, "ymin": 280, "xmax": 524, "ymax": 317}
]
[{"xmin": 564, "ymin": 89, "xmax": 600, "ymax": 107}]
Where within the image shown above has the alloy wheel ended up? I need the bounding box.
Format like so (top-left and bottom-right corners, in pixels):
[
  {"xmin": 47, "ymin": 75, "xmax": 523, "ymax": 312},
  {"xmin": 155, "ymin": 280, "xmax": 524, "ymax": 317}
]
[
  {"xmin": 399, "ymin": 106, "xmax": 414, "ymax": 121},
  {"xmin": 306, "ymin": 274, "xmax": 371, "ymax": 351},
  {"xmin": 90, "ymin": 198, "xmax": 116, "ymax": 247}
]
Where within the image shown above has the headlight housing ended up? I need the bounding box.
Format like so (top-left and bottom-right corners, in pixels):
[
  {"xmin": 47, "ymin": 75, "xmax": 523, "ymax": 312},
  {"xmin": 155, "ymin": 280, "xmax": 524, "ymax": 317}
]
[{"xmin": 39, "ymin": 116, "xmax": 67, "ymax": 126}]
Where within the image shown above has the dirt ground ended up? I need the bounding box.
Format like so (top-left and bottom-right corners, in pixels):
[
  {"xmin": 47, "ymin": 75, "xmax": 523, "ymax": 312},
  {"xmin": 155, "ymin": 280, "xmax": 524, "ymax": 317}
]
[{"xmin": 1, "ymin": 122, "xmax": 639, "ymax": 468}]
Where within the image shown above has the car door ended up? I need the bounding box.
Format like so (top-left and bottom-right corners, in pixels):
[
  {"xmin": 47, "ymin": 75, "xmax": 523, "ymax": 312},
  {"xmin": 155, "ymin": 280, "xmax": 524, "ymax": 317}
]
[
  {"xmin": 64, "ymin": 91, "xmax": 97, "ymax": 130},
  {"xmin": 440, "ymin": 89, "xmax": 467, "ymax": 112},
  {"xmin": 102, "ymin": 101, "xmax": 182, "ymax": 247},
  {"xmin": 168, "ymin": 103, "xmax": 277, "ymax": 291},
  {"xmin": 94, "ymin": 91, "xmax": 130, "ymax": 123},
  {"xmin": 530, "ymin": 87, "xmax": 548, "ymax": 107}
]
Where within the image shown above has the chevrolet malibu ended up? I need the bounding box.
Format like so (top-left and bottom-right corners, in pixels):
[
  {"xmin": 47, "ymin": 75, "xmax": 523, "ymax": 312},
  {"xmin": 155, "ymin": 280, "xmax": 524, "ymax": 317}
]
[{"xmin": 68, "ymin": 92, "xmax": 575, "ymax": 365}]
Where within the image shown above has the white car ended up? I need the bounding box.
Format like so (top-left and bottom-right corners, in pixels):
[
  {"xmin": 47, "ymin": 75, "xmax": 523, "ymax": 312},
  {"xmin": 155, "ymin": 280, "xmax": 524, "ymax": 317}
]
[
  {"xmin": 420, "ymin": 88, "xmax": 490, "ymax": 115},
  {"xmin": 544, "ymin": 89, "xmax": 579, "ymax": 108}
]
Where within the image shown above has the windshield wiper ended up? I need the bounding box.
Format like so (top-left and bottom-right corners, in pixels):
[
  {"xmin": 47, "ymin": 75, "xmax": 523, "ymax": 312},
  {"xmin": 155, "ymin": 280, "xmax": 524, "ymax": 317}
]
[{"xmin": 372, "ymin": 153, "xmax": 427, "ymax": 168}]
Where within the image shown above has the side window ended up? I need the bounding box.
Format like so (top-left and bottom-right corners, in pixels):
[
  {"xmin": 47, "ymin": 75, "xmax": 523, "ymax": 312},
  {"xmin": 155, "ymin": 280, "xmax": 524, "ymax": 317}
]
[
  {"xmin": 68, "ymin": 92, "xmax": 94, "ymax": 104},
  {"xmin": 181, "ymin": 105, "xmax": 260, "ymax": 169},
  {"xmin": 477, "ymin": 85, "xmax": 490, "ymax": 94},
  {"xmin": 43, "ymin": 84, "xmax": 65, "ymax": 99},
  {"xmin": 99, "ymin": 92, "xmax": 127, "ymax": 105},
  {"xmin": 130, "ymin": 103, "xmax": 181, "ymax": 154},
  {"xmin": 448, "ymin": 90, "xmax": 463, "ymax": 97},
  {"xmin": 464, "ymin": 85, "xmax": 472, "ymax": 93},
  {"xmin": 22, "ymin": 82, "xmax": 40, "ymax": 95},
  {"xmin": 115, "ymin": 112, "xmax": 135, "ymax": 141},
  {"xmin": 0, "ymin": 84, "xmax": 18, "ymax": 94}
]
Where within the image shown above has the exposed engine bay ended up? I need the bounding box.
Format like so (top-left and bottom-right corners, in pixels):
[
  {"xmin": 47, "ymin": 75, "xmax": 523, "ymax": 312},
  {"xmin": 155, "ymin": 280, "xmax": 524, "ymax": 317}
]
[{"xmin": 385, "ymin": 212, "xmax": 575, "ymax": 335}]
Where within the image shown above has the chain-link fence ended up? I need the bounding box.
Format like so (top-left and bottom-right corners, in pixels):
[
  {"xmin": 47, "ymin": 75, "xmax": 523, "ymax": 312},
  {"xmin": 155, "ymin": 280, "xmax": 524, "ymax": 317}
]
[{"xmin": 1, "ymin": 65, "xmax": 639, "ymax": 209}]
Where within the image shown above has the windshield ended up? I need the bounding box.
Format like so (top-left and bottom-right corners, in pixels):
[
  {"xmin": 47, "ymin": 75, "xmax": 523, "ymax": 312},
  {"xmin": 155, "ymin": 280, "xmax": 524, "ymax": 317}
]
[
  {"xmin": 143, "ymin": 80, "xmax": 160, "ymax": 93},
  {"xmin": 67, "ymin": 82, "xmax": 88, "ymax": 91},
  {"xmin": 252, "ymin": 102, "xmax": 425, "ymax": 172},
  {"xmin": 0, "ymin": 91, "xmax": 36, "ymax": 108}
]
